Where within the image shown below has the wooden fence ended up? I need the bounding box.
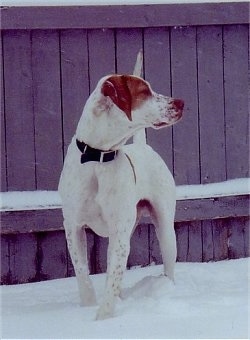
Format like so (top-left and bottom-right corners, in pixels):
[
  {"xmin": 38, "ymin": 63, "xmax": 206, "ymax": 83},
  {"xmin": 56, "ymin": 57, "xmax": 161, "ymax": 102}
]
[{"xmin": 0, "ymin": 2, "xmax": 249, "ymax": 284}]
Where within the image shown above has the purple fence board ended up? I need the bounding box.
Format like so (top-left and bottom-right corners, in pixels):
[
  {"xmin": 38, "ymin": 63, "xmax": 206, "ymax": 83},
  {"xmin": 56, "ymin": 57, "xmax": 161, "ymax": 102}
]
[
  {"xmin": 60, "ymin": 29, "xmax": 89, "ymax": 154},
  {"xmin": 0, "ymin": 32, "xmax": 7, "ymax": 192},
  {"xmin": 88, "ymin": 29, "xmax": 116, "ymax": 92},
  {"xmin": 212, "ymin": 219, "xmax": 229, "ymax": 260},
  {"xmin": 224, "ymin": 25, "xmax": 249, "ymax": 179},
  {"xmin": 38, "ymin": 231, "xmax": 67, "ymax": 281},
  {"xmin": 1, "ymin": 4, "xmax": 249, "ymax": 30},
  {"xmin": 186, "ymin": 221, "xmax": 203, "ymax": 262},
  {"xmin": 32, "ymin": 30, "xmax": 63, "ymax": 190},
  {"xmin": 94, "ymin": 235, "xmax": 108, "ymax": 274},
  {"xmin": 175, "ymin": 223, "xmax": 189, "ymax": 262},
  {"xmin": 171, "ymin": 26, "xmax": 200, "ymax": 185},
  {"xmin": 1, "ymin": 235, "xmax": 10, "ymax": 283},
  {"xmin": 127, "ymin": 224, "xmax": 150, "ymax": 268},
  {"xmin": 201, "ymin": 221, "xmax": 214, "ymax": 262},
  {"xmin": 228, "ymin": 217, "xmax": 249, "ymax": 259},
  {"xmin": 144, "ymin": 27, "xmax": 173, "ymax": 171},
  {"xmin": 149, "ymin": 224, "xmax": 162, "ymax": 265},
  {"xmin": 3, "ymin": 30, "xmax": 36, "ymax": 191},
  {"xmin": 197, "ymin": 26, "xmax": 226, "ymax": 184},
  {"xmin": 116, "ymin": 28, "xmax": 143, "ymax": 75},
  {"xmin": 9, "ymin": 233, "xmax": 37, "ymax": 283}
]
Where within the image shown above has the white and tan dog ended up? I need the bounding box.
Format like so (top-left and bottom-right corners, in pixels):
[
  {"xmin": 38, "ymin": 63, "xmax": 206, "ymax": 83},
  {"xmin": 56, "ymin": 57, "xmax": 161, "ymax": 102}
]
[{"xmin": 59, "ymin": 52, "xmax": 184, "ymax": 320}]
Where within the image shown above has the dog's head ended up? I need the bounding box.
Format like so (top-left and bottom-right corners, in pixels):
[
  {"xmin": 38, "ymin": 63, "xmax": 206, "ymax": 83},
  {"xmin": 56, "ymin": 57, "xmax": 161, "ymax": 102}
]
[
  {"xmin": 100, "ymin": 75, "xmax": 184, "ymax": 128},
  {"xmin": 77, "ymin": 74, "xmax": 184, "ymax": 150}
]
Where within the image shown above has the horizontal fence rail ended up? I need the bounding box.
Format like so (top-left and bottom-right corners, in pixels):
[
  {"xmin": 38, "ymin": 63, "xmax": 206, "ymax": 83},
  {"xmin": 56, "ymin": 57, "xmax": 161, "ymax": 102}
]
[{"xmin": 1, "ymin": 3, "xmax": 249, "ymax": 29}]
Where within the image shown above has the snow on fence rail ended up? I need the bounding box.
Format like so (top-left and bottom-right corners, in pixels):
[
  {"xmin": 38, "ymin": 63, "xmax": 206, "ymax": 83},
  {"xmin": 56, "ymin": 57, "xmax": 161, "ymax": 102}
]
[{"xmin": 0, "ymin": 178, "xmax": 249, "ymax": 212}]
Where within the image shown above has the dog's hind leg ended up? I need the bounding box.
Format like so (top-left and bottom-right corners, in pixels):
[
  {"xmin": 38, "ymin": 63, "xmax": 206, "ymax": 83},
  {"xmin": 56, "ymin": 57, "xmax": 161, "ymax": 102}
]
[
  {"xmin": 153, "ymin": 199, "xmax": 177, "ymax": 281},
  {"xmin": 64, "ymin": 222, "xmax": 97, "ymax": 306}
]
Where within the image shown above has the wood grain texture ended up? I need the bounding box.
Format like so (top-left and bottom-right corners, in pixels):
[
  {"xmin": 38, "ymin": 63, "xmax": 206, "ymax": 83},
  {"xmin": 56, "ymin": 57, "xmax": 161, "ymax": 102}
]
[
  {"xmin": 8, "ymin": 233, "xmax": 37, "ymax": 283},
  {"xmin": 31, "ymin": 30, "xmax": 63, "ymax": 190},
  {"xmin": 128, "ymin": 224, "xmax": 150, "ymax": 268},
  {"xmin": 1, "ymin": 195, "xmax": 249, "ymax": 234},
  {"xmin": 144, "ymin": 27, "xmax": 173, "ymax": 171},
  {"xmin": 0, "ymin": 32, "xmax": 7, "ymax": 191},
  {"xmin": 60, "ymin": 29, "xmax": 89, "ymax": 155},
  {"xmin": 1, "ymin": 3, "xmax": 248, "ymax": 30},
  {"xmin": 88, "ymin": 28, "xmax": 116, "ymax": 92},
  {"xmin": 171, "ymin": 26, "xmax": 200, "ymax": 185},
  {"xmin": 37, "ymin": 231, "xmax": 67, "ymax": 281},
  {"xmin": 116, "ymin": 28, "xmax": 143, "ymax": 75},
  {"xmin": 3, "ymin": 30, "xmax": 36, "ymax": 191},
  {"xmin": 197, "ymin": 26, "xmax": 226, "ymax": 184},
  {"xmin": 0, "ymin": 235, "xmax": 10, "ymax": 284},
  {"xmin": 223, "ymin": 25, "xmax": 249, "ymax": 179}
]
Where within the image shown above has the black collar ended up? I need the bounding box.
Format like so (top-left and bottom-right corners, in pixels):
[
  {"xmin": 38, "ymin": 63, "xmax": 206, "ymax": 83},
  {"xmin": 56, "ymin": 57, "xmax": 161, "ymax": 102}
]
[{"xmin": 76, "ymin": 139, "xmax": 118, "ymax": 164}]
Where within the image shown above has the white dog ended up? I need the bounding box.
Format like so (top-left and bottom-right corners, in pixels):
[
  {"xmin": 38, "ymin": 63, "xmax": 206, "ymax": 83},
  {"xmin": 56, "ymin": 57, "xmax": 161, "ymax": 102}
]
[{"xmin": 59, "ymin": 52, "xmax": 184, "ymax": 320}]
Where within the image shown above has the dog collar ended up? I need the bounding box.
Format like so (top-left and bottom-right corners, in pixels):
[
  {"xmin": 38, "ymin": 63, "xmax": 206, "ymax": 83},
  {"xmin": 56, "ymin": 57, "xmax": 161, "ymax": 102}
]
[{"xmin": 76, "ymin": 139, "xmax": 118, "ymax": 164}]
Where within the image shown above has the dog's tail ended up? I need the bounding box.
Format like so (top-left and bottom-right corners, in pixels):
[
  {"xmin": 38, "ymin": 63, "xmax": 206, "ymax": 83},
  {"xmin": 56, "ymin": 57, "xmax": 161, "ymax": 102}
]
[{"xmin": 133, "ymin": 50, "xmax": 147, "ymax": 145}]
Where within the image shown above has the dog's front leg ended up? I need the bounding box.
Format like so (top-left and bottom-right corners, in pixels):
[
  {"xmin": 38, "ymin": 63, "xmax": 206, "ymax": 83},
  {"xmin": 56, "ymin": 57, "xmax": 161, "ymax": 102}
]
[
  {"xmin": 65, "ymin": 223, "xmax": 97, "ymax": 306},
  {"xmin": 96, "ymin": 231, "xmax": 131, "ymax": 320}
]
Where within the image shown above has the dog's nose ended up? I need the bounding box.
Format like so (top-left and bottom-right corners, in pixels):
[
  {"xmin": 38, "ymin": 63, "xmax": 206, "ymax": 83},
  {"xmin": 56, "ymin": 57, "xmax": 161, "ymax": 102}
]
[{"xmin": 172, "ymin": 99, "xmax": 184, "ymax": 111}]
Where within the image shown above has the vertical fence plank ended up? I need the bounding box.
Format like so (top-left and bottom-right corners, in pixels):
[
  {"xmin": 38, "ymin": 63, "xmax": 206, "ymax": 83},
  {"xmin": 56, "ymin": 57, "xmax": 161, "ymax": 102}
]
[
  {"xmin": 128, "ymin": 224, "xmax": 149, "ymax": 268},
  {"xmin": 116, "ymin": 28, "xmax": 143, "ymax": 74},
  {"xmin": 175, "ymin": 223, "xmax": 188, "ymax": 262},
  {"xmin": 212, "ymin": 219, "xmax": 228, "ymax": 260},
  {"xmin": 88, "ymin": 28, "xmax": 116, "ymax": 92},
  {"xmin": 32, "ymin": 30, "xmax": 63, "ymax": 190},
  {"xmin": 0, "ymin": 235, "xmax": 10, "ymax": 284},
  {"xmin": 149, "ymin": 224, "xmax": 162, "ymax": 265},
  {"xmin": 95, "ymin": 235, "xmax": 108, "ymax": 274},
  {"xmin": 60, "ymin": 29, "xmax": 89, "ymax": 155},
  {"xmin": 197, "ymin": 26, "xmax": 226, "ymax": 184},
  {"xmin": 202, "ymin": 220, "xmax": 214, "ymax": 262},
  {"xmin": 187, "ymin": 221, "xmax": 203, "ymax": 262},
  {"xmin": 171, "ymin": 26, "xmax": 200, "ymax": 185},
  {"xmin": 0, "ymin": 32, "xmax": 7, "ymax": 191},
  {"xmin": 228, "ymin": 217, "xmax": 247, "ymax": 259},
  {"xmin": 224, "ymin": 25, "xmax": 249, "ymax": 179},
  {"xmin": 144, "ymin": 27, "xmax": 173, "ymax": 171},
  {"xmin": 38, "ymin": 231, "xmax": 67, "ymax": 280},
  {"xmin": 243, "ymin": 217, "xmax": 250, "ymax": 257},
  {"xmin": 3, "ymin": 30, "xmax": 36, "ymax": 191},
  {"xmin": 9, "ymin": 233, "xmax": 37, "ymax": 284}
]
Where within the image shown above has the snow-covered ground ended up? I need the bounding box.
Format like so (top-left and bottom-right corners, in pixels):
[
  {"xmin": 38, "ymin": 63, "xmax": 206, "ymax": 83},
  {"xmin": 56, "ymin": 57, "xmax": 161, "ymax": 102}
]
[{"xmin": 1, "ymin": 258, "xmax": 249, "ymax": 339}]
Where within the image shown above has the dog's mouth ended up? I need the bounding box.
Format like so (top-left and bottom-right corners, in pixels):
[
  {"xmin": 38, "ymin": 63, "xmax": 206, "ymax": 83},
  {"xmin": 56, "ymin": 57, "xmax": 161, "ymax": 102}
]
[
  {"xmin": 153, "ymin": 112, "xmax": 182, "ymax": 129},
  {"xmin": 153, "ymin": 122, "xmax": 168, "ymax": 129}
]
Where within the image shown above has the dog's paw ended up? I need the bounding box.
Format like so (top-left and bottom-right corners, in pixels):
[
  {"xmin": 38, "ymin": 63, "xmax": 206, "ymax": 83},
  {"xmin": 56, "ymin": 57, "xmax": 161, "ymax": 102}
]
[{"xmin": 95, "ymin": 304, "xmax": 114, "ymax": 321}]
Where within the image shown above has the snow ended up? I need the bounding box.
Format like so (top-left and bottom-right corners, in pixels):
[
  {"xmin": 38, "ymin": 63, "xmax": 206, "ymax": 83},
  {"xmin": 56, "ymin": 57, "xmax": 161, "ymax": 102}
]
[
  {"xmin": 1, "ymin": 258, "xmax": 249, "ymax": 339},
  {"xmin": 0, "ymin": 178, "xmax": 249, "ymax": 212},
  {"xmin": 1, "ymin": 0, "xmax": 242, "ymax": 7}
]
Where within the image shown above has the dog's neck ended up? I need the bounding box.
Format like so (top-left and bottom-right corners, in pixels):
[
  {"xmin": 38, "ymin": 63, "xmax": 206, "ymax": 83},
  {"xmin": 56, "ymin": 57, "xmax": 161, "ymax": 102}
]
[{"xmin": 76, "ymin": 108, "xmax": 138, "ymax": 152}]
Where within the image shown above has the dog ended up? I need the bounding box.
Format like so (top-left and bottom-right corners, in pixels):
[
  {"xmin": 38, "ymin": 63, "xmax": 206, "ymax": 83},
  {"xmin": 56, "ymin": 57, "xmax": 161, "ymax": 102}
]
[{"xmin": 58, "ymin": 51, "xmax": 184, "ymax": 320}]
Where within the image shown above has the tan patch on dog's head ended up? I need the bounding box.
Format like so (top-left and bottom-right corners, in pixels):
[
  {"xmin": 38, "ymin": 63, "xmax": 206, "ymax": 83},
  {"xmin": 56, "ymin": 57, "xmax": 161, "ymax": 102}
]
[{"xmin": 101, "ymin": 75, "xmax": 152, "ymax": 121}]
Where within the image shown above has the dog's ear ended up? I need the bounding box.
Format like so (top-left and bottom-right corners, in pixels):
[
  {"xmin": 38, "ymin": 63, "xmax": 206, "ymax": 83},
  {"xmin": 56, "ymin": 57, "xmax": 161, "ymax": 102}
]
[
  {"xmin": 101, "ymin": 75, "xmax": 152, "ymax": 121},
  {"xmin": 101, "ymin": 75, "xmax": 132, "ymax": 121}
]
